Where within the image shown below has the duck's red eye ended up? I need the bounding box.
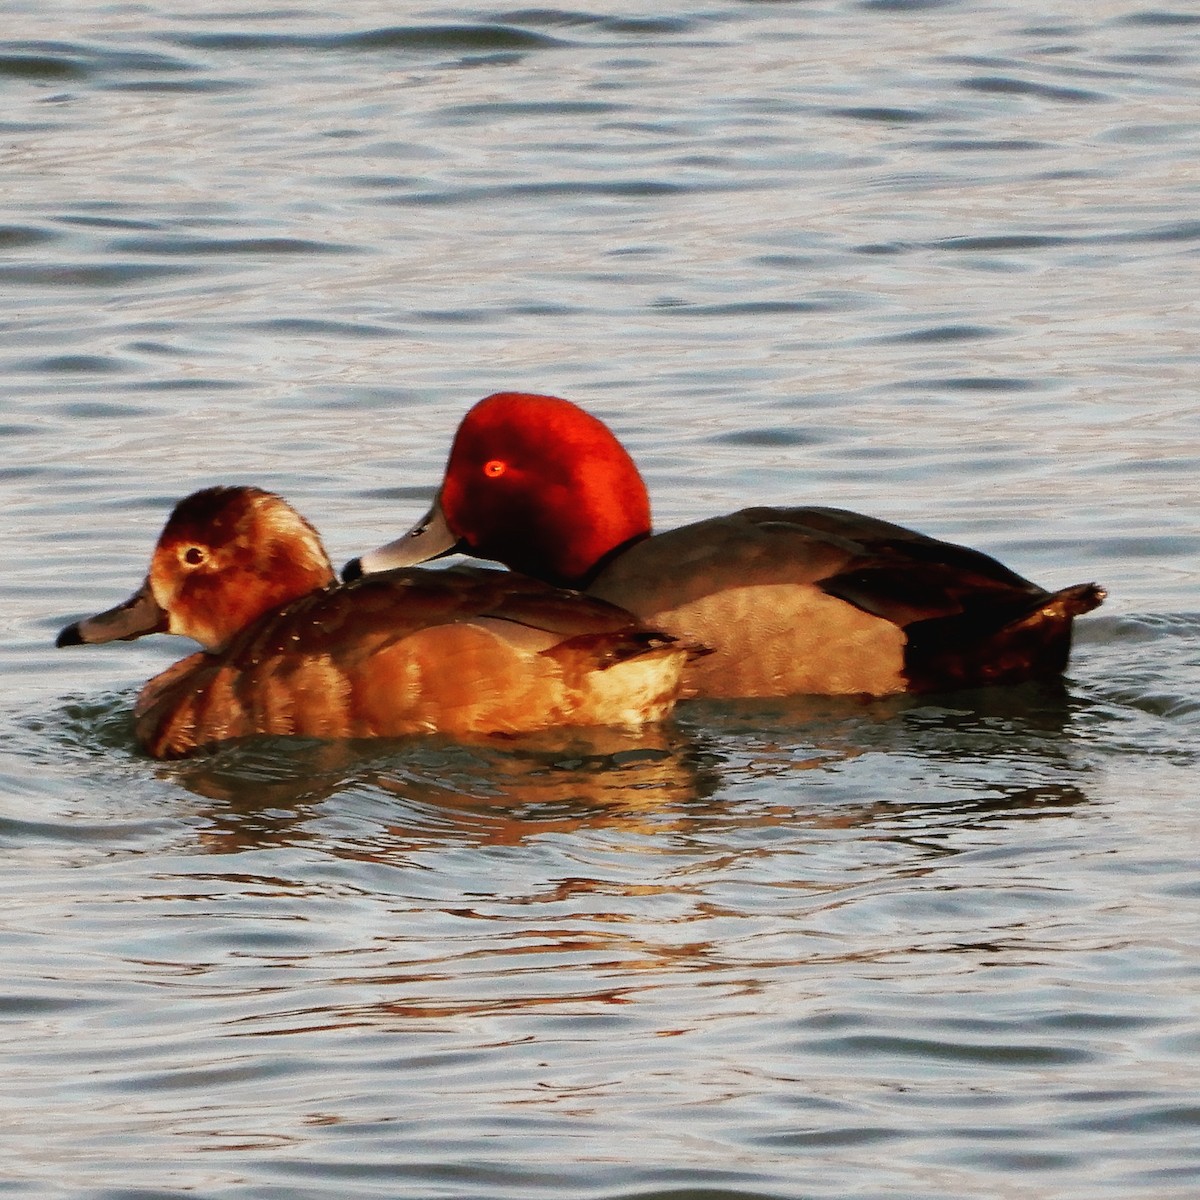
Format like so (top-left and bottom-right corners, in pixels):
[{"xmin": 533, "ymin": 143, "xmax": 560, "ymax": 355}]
[
  {"xmin": 182, "ymin": 546, "xmax": 206, "ymax": 566},
  {"xmin": 483, "ymin": 459, "xmax": 507, "ymax": 479}
]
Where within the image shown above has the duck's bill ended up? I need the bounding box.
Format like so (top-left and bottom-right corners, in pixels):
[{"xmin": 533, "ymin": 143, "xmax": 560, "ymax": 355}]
[
  {"xmin": 56, "ymin": 578, "xmax": 168, "ymax": 647},
  {"xmin": 342, "ymin": 495, "xmax": 462, "ymax": 581}
]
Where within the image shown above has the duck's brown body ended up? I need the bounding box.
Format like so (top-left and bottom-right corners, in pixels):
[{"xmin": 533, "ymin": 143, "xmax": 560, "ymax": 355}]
[
  {"xmin": 132, "ymin": 568, "xmax": 687, "ymax": 758},
  {"xmin": 344, "ymin": 393, "xmax": 1105, "ymax": 698},
  {"xmin": 57, "ymin": 487, "xmax": 689, "ymax": 759},
  {"xmin": 587, "ymin": 506, "xmax": 1104, "ymax": 697},
  {"xmin": 130, "ymin": 568, "xmax": 686, "ymax": 758}
]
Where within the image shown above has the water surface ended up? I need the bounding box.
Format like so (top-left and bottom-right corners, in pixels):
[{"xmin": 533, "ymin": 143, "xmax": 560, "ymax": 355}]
[{"xmin": 2, "ymin": 3, "xmax": 1199, "ymax": 1198}]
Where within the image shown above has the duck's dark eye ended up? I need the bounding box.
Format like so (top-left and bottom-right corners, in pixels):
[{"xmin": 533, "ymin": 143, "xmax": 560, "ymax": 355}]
[
  {"xmin": 483, "ymin": 459, "xmax": 507, "ymax": 478},
  {"xmin": 182, "ymin": 546, "xmax": 206, "ymax": 567}
]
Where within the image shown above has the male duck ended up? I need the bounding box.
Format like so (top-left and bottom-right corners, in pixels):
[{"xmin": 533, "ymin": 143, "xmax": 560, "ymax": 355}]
[
  {"xmin": 343, "ymin": 392, "xmax": 1105, "ymax": 698},
  {"xmin": 57, "ymin": 485, "xmax": 690, "ymax": 758}
]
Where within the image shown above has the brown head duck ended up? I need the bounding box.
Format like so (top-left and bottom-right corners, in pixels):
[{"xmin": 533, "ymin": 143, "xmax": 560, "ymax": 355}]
[{"xmin": 57, "ymin": 485, "xmax": 690, "ymax": 758}]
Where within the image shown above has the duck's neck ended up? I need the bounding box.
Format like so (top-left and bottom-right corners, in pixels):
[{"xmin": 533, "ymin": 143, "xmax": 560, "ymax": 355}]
[{"xmin": 574, "ymin": 528, "xmax": 653, "ymax": 589}]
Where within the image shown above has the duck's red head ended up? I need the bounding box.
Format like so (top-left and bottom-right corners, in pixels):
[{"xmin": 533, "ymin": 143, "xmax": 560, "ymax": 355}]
[
  {"xmin": 342, "ymin": 392, "xmax": 652, "ymax": 589},
  {"xmin": 438, "ymin": 393, "xmax": 652, "ymax": 586}
]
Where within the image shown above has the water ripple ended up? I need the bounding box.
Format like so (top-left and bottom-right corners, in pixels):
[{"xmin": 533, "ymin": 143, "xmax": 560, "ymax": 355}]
[
  {"xmin": 0, "ymin": 39, "xmax": 199, "ymax": 81},
  {"xmin": 167, "ymin": 24, "xmax": 568, "ymax": 55},
  {"xmin": 0, "ymin": 262, "xmax": 196, "ymax": 287},
  {"xmin": 958, "ymin": 74, "xmax": 1110, "ymax": 104},
  {"xmin": 110, "ymin": 234, "xmax": 358, "ymax": 257}
]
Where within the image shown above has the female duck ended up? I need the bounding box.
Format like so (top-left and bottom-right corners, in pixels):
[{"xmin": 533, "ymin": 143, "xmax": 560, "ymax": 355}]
[
  {"xmin": 57, "ymin": 486, "xmax": 689, "ymax": 758},
  {"xmin": 344, "ymin": 392, "xmax": 1105, "ymax": 698}
]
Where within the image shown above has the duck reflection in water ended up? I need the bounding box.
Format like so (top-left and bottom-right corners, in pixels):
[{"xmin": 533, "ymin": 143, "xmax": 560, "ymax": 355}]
[
  {"xmin": 158, "ymin": 679, "xmax": 1093, "ymax": 859},
  {"xmin": 55, "ymin": 486, "xmax": 693, "ymax": 759},
  {"xmin": 132, "ymin": 689, "xmax": 1094, "ymax": 1032}
]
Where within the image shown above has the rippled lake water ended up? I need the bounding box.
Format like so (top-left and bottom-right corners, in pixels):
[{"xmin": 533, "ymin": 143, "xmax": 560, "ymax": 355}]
[{"xmin": 3, "ymin": 3, "xmax": 1199, "ymax": 1198}]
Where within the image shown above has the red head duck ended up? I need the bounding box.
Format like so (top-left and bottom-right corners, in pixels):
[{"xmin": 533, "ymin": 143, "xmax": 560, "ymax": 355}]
[
  {"xmin": 343, "ymin": 392, "xmax": 1105, "ymax": 698},
  {"xmin": 57, "ymin": 485, "xmax": 690, "ymax": 758}
]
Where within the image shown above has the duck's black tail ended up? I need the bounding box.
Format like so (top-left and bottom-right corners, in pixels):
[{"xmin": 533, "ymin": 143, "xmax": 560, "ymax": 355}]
[{"xmin": 904, "ymin": 582, "xmax": 1106, "ymax": 692}]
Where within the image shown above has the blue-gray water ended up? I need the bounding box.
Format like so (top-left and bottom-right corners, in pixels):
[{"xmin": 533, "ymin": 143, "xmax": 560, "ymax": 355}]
[{"xmin": 3, "ymin": 3, "xmax": 1199, "ymax": 1198}]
